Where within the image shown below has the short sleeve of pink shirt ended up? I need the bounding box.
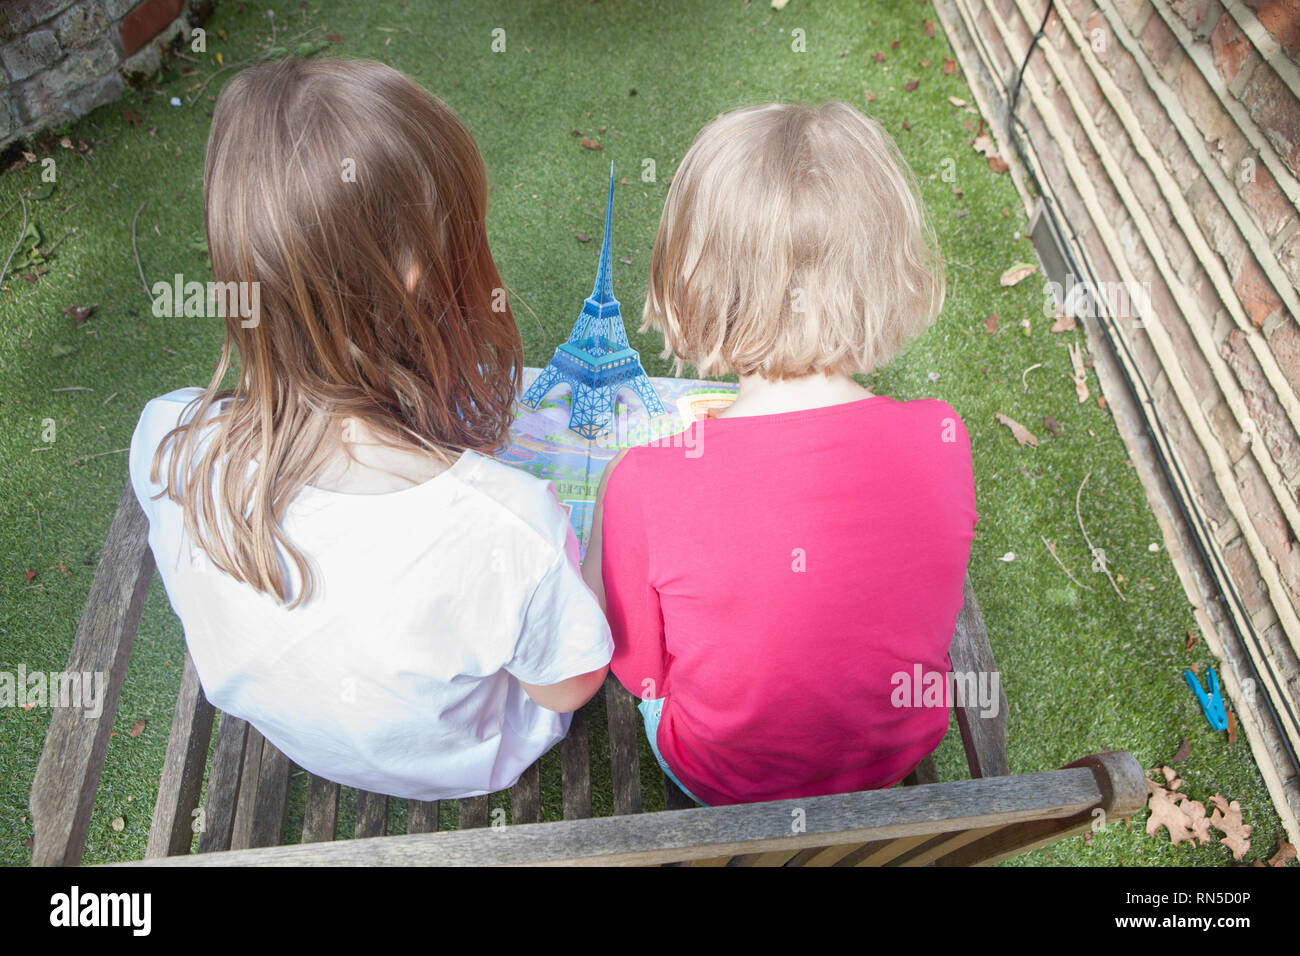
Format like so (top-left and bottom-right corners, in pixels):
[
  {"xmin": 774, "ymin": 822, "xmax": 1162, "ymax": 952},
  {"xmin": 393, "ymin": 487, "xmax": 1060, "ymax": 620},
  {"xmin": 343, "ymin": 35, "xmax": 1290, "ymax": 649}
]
[{"xmin": 600, "ymin": 395, "xmax": 977, "ymax": 806}]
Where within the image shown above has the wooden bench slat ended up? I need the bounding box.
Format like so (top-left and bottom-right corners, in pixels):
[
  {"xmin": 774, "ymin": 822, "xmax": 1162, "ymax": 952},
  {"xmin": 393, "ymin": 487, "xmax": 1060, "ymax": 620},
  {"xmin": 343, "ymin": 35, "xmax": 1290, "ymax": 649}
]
[
  {"xmin": 950, "ymin": 572, "xmax": 1011, "ymax": 778},
  {"xmin": 835, "ymin": 834, "xmax": 930, "ymax": 867},
  {"xmin": 510, "ymin": 762, "xmax": 541, "ymax": 825},
  {"xmin": 228, "ymin": 727, "xmax": 265, "ymax": 850},
  {"xmin": 301, "ymin": 776, "xmax": 340, "ymax": 844},
  {"xmin": 604, "ymin": 680, "xmax": 642, "ymax": 816},
  {"xmin": 561, "ymin": 703, "xmax": 592, "ymax": 820},
  {"xmin": 407, "ymin": 800, "xmax": 439, "ymax": 834},
  {"xmin": 891, "ymin": 823, "xmax": 1006, "ymax": 867},
  {"xmin": 458, "ymin": 795, "xmax": 491, "ymax": 829},
  {"xmin": 29, "ymin": 482, "xmax": 155, "ymax": 866},
  {"xmin": 663, "ymin": 775, "xmax": 697, "ymax": 810},
  {"xmin": 728, "ymin": 850, "xmax": 800, "ymax": 866},
  {"xmin": 354, "ymin": 790, "xmax": 389, "ymax": 839},
  {"xmin": 247, "ymin": 740, "xmax": 291, "ymax": 848},
  {"xmin": 784, "ymin": 842, "xmax": 863, "ymax": 867},
  {"xmin": 901, "ymin": 753, "xmax": 939, "ymax": 787},
  {"xmin": 145, "ymin": 651, "xmax": 215, "ymax": 858},
  {"xmin": 196, "ymin": 713, "xmax": 248, "ymax": 853},
  {"xmin": 125, "ymin": 763, "xmax": 1120, "ymax": 867}
]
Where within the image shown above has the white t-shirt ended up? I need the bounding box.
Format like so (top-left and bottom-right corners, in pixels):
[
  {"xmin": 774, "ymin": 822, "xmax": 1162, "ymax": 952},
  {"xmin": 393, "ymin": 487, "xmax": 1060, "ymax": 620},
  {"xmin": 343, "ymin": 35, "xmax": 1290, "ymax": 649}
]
[{"xmin": 129, "ymin": 388, "xmax": 613, "ymax": 801}]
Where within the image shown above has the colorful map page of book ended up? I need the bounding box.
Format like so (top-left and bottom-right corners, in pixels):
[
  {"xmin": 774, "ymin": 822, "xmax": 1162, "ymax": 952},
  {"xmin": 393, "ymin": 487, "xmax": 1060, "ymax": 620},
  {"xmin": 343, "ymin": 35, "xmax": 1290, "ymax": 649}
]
[{"xmin": 494, "ymin": 367, "xmax": 738, "ymax": 561}]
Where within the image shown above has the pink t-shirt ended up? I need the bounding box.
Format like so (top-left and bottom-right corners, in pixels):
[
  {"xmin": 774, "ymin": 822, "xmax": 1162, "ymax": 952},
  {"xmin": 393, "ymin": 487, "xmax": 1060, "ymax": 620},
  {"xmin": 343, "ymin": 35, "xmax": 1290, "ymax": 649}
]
[{"xmin": 600, "ymin": 395, "xmax": 977, "ymax": 806}]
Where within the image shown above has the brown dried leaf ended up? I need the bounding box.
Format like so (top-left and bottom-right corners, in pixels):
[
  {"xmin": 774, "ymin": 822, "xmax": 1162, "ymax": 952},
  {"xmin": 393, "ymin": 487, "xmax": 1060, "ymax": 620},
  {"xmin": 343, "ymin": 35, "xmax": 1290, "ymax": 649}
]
[
  {"xmin": 1043, "ymin": 414, "xmax": 1061, "ymax": 437},
  {"xmin": 1268, "ymin": 840, "xmax": 1297, "ymax": 867},
  {"xmin": 987, "ymin": 154, "xmax": 1008, "ymax": 173},
  {"xmin": 1208, "ymin": 795, "xmax": 1251, "ymax": 861},
  {"xmin": 994, "ymin": 413, "xmax": 1038, "ymax": 447},
  {"xmin": 1180, "ymin": 797, "xmax": 1214, "ymax": 846},
  {"xmin": 129, "ymin": 719, "xmax": 146, "ymax": 738},
  {"xmin": 1171, "ymin": 737, "xmax": 1191, "ymax": 763},
  {"xmin": 873, "ymin": 51, "xmax": 886, "ymax": 62},
  {"xmin": 984, "ymin": 314, "xmax": 998, "ymax": 334},
  {"xmin": 1146, "ymin": 782, "xmax": 1198, "ymax": 846},
  {"xmin": 1227, "ymin": 708, "xmax": 1237, "ymax": 745},
  {"xmin": 864, "ymin": 90, "xmax": 877, "ymax": 101},
  {"xmin": 1185, "ymin": 630, "xmax": 1199, "ymax": 652},
  {"xmin": 903, "ymin": 80, "xmax": 919, "ymax": 92},
  {"xmin": 999, "ymin": 262, "xmax": 1038, "ymax": 286},
  {"xmin": 580, "ymin": 138, "xmax": 603, "ymax": 150},
  {"xmin": 122, "ymin": 108, "xmax": 143, "ymax": 128},
  {"xmin": 1050, "ymin": 312, "xmax": 1077, "ymax": 332},
  {"xmin": 923, "ymin": 19, "xmax": 936, "ymax": 36},
  {"xmin": 943, "ymin": 57, "xmax": 957, "ymax": 73},
  {"xmin": 1161, "ymin": 765, "xmax": 1182, "ymax": 790}
]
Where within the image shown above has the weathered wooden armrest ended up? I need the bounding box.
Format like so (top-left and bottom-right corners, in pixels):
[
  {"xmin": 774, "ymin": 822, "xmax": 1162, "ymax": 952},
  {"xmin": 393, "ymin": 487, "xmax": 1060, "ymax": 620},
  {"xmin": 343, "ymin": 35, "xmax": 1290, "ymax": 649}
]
[
  {"xmin": 30, "ymin": 481, "xmax": 155, "ymax": 866},
  {"xmin": 949, "ymin": 571, "xmax": 1010, "ymax": 778},
  {"xmin": 119, "ymin": 750, "xmax": 1145, "ymax": 866}
]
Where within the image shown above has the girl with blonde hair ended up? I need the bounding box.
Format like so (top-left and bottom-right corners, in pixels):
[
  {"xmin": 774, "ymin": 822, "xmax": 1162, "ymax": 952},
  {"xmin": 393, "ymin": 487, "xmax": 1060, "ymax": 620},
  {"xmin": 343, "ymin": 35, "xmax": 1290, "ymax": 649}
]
[{"xmin": 585, "ymin": 101, "xmax": 977, "ymax": 806}]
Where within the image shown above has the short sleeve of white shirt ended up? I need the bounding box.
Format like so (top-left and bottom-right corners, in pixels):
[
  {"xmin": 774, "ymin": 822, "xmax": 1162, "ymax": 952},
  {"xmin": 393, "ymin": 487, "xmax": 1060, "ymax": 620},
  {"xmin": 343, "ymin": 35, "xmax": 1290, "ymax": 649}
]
[{"xmin": 506, "ymin": 536, "xmax": 613, "ymax": 687}]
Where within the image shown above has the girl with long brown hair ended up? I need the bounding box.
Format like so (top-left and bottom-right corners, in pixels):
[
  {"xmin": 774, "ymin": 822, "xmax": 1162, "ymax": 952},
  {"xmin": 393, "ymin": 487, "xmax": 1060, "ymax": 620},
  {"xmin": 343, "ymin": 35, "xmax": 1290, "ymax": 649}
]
[{"xmin": 129, "ymin": 58, "xmax": 611, "ymax": 801}]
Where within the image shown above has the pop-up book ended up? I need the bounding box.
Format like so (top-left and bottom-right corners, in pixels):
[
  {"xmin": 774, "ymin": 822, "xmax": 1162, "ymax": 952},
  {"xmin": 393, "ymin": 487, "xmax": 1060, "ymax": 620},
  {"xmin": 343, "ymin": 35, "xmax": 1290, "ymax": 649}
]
[{"xmin": 497, "ymin": 164, "xmax": 736, "ymax": 559}]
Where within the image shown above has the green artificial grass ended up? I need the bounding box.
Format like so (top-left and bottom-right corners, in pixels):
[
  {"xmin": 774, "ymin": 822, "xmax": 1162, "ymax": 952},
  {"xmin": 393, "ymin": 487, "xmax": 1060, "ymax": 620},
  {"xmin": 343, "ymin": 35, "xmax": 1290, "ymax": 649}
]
[{"xmin": 0, "ymin": 0, "xmax": 1289, "ymax": 866}]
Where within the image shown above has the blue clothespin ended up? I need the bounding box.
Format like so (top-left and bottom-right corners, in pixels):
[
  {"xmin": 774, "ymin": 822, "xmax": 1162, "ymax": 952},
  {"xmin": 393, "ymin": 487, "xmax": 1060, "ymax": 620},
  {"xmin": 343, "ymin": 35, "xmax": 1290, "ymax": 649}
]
[{"xmin": 1184, "ymin": 667, "xmax": 1227, "ymax": 731}]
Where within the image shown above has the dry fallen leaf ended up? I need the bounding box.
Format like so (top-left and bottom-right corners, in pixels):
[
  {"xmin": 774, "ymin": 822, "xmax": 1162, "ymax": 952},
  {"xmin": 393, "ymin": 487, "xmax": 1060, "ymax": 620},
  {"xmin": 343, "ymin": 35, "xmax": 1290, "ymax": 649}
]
[
  {"xmin": 923, "ymin": 19, "xmax": 936, "ymax": 36},
  {"xmin": 129, "ymin": 719, "xmax": 146, "ymax": 738},
  {"xmin": 111, "ymin": 817, "xmax": 125, "ymax": 832},
  {"xmin": 1050, "ymin": 312, "xmax": 1077, "ymax": 332},
  {"xmin": 903, "ymin": 80, "xmax": 919, "ymax": 92},
  {"xmin": 580, "ymin": 138, "xmax": 603, "ymax": 151},
  {"xmin": 1227, "ymin": 708, "xmax": 1237, "ymax": 745},
  {"xmin": 999, "ymin": 262, "xmax": 1039, "ymax": 286},
  {"xmin": 1208, "ymin": 795, "xmax": 1251, "ymax": 861},
  {"xmin": 873, "ymin": 51, "xmax": 886, "ymax": 63},
  {"xmin": 994, "ymin": 413, "xmax": 1038, "ymax": 447},
  {"xmin": 943, "ymin": 57, "xmax": 958, "ymax": 73},
  {"xmin": 1161, "ymin": 765, "xmax": 1182, "ymax": 790},
  {"xmin": 1186, "ymin": 630, "xmax": 1199, "ymax": 652},
  {"xmin": 948, "ymin": 95, "xmax": 968, "ymax": 108},
  {"xmin": 1268, "ymin": 840, "xmax": 1297, "ymax": 867},
  {"xmin": 988, "ymin": 154, "xmax": 1009, "ymax": 173},
  {"xmin": 971, "ymin": 133, "xmax": 996, "ymax": 157},
  {"xmin": 1171, "ymin": 737, "xmax": 1191, "ymax": 763},
  {"xmin": 1043, "ymin": 414, "xmax": 1061, "ymax": 437},
  {"xmin": 983, "ymin": 313, "xmax": 998, "ymax": 334},
  {"xmin": 864, "ymin": 90, "xmax": 877, "ymax": 101},
  {"xmin": 1146, "ymin": 779, "xmax": 1198, "ymax": 846},
  {"xmin": 122, "ymin": 108, "xmax": 143, "ymax": 127}
]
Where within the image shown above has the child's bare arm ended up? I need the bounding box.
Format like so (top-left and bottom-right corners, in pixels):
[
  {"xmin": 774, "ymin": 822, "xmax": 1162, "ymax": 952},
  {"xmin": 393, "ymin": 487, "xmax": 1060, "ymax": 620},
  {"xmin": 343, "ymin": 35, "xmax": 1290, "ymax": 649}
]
[{"xmin": 518, "ymin": 665, "xmax": 608, "ymax": 713}]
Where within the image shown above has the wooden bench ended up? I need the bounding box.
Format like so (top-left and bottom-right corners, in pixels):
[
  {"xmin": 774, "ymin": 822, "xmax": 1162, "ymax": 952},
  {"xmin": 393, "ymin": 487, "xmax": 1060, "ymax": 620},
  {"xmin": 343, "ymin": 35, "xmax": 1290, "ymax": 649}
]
[{"xmin": 30, "ymin": 481, "xmax": 1146, "ymax": 866}]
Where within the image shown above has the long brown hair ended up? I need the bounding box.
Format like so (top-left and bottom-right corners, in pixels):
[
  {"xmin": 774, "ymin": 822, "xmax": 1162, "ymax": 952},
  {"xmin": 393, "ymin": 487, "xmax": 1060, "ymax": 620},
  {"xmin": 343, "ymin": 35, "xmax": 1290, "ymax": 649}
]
[{"xmin": 153, "ymin": 58, "xmax": 523, "ymax": 606}]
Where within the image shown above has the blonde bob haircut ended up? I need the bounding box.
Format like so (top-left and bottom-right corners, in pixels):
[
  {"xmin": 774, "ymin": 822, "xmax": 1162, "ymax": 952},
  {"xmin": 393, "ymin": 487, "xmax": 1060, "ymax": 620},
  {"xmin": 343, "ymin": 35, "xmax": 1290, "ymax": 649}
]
[{"xmin": 643, "ymin": 101, "xmax": 945, "ymax": 380}]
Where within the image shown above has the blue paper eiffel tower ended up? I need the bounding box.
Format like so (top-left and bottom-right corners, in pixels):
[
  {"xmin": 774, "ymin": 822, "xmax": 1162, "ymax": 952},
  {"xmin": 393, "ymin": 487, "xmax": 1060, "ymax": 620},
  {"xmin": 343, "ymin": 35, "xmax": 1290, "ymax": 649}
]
[{"xmin": 520, "ymin": 163, "xmax": 665, "ymax": 438}]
